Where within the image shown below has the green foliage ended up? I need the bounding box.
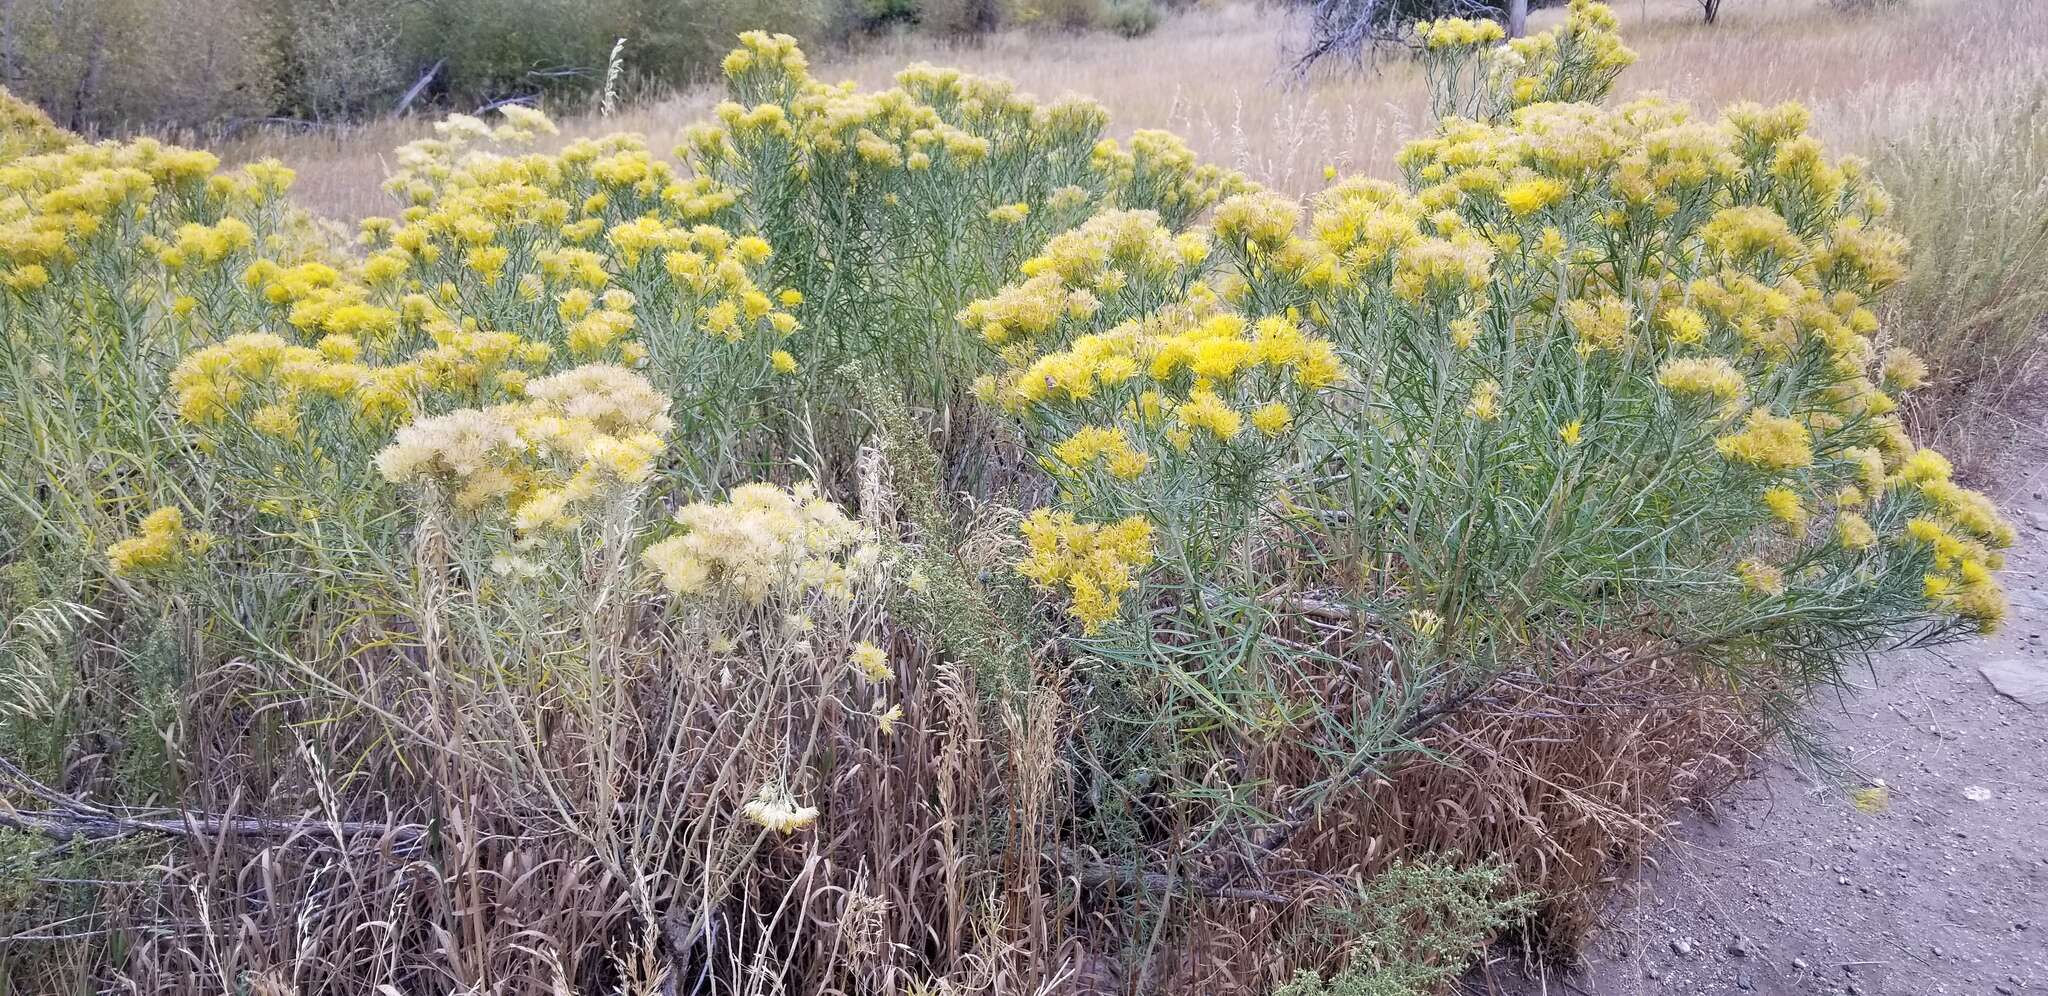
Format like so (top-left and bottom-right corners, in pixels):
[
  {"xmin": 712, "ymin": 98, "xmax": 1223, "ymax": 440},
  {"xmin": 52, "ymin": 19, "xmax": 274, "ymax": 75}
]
[
  {"xmin": 1012, "ymin": 0, "xmax": 1114, "ymax": 30},
  {"xmin": 0, "ymin": 830, "xmax": 161, "ymax": 985},
  {"xmin": 2, "ymin": 0, "xmax": 832, "ymax": 129},
  {"xmin": 1276, "ymin": 861, "xmax": 1533, "ymax": 996},
  {"xmin": 1104, "ymin": 0, "xmax": 1165, "ymax": 37},
  {"xmin": 983, "ymin": 0, "xmax": 2013, "ymax": 881},
  {"xmin": 0, "ymin": 0, "xmax": 276, "ymax": 129}
]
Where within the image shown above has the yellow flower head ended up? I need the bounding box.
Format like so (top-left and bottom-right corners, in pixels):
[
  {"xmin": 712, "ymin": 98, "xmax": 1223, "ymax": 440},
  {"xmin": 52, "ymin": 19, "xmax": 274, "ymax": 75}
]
[
  {"xmin": 850, "ymin": 641, "xmax": 895, "ymax": 682},
  {"xmin": 1715, "ymin": 410, "xmax": 1811, "ymax": 471},
  {"xmin": 1735, "ymin": 559, "xmax": 1785, "ymax": 597}
]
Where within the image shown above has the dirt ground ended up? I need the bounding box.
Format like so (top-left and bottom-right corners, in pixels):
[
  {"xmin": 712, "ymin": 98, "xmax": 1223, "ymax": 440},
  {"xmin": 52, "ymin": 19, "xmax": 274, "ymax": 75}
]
[{"xmin": 1477, "ymin": 441, "xmax": 2048, "ymax": 996}]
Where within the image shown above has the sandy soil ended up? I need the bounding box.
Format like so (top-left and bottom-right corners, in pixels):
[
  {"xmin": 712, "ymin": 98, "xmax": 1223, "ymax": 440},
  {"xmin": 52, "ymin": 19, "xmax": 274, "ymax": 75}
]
[{"xmin": 1479, "ymin": 446, "xmax": 2048, "ymax": 996}]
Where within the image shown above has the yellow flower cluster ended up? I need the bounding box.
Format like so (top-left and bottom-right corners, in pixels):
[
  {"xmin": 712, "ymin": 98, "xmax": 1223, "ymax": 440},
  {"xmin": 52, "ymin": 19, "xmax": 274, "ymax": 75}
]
[
  {"xmin": 1563, "ymin": 294, "xmax": 1632, "ymax": 355},
  {"xmin": 698, "ymin": 24, "xmax": 1150, "ymax": 273},
  {"xmin": 741, "ymin": 780, "xmax": 819, "ymax": 835},
  {"xmin": 1092, "ymin": 129, "xmax": 1259, "ymax": 227},
  {"xmin": 1836, "ymin": 512, "xmax": 1876, "ymax": 551},
  {"xmin": 1761, "ymin": 486, "xmax": 1807, "ymax": 532},
  {"xmin": 1700, "ymin": 205, "xmax": 1802, "ymax": 265},
  {"xmin": 1391, "ymin": 235, "xmax": 1494, "ymax": 305},
  {"xmin": 1909, "ymin": 516, "xmax": 2008, "ymax": 632},
  {"xmin": 1656, "ymin": 356, "xmax": 1745, "ymax": 401},
  {"xmin": 354, "ymin": 108, "xmax": 800, "ymax": 375},
  {"xmin": 106, "ymin": 506, "xmax": 215, "ymax": 577},
  {"xmin": 1735, "ymin": 559, "xmax": 1786, "ymax": 597},
  {"xmin": 1714, "ymin": 410, "xmax": 1812, "ymax": 471},
  {"xmin": 172, "ymin": 324, "xmax": 558, "ymax": 436},
  {"xmin": 1052, "ymin": 425, "xmax": 1150, "ymax": 479},
  {"xmin": 1294, "ymin": 180, "xmax": 1421, "ymax": 288},
  {"xmin": 1502, "ymin": 0, "xmax": 1637, "ymax": 107},
  {"xmin": 1016, "ymin": 510, "xmax": 1155, "ymax": 634},
  {"xmin": 641, "ymin": 482, "xmax": 866, "ymax": 605},
  {"xmin": 849, "ymin": 641, "xmax": 895, "ymax": 682},
  {"xmin": 1022, "ymin": 208, "xmax": 1203, "ymax": 291},
  {"xmin": 1, "ymin": 135, "xmax": 284, "ymax": 292},
  {"xmin": 1880, "ymin": 347, "xmax": 1929, "ymax": 393},
  {"xmin": 1893, "ymin": 453, "xmax": 2014, "ymax": 632},
  {"xmin": 1213, "ymin": 191, "xmax": 1302, "ymax": 253},
  {"xmin": 1417, "ymin": 17, "xmax": 1505, "ymax": 50},
  {"xmin": 995, "ymin": 303, "xmax": 1341, "ymax": 469},
  {"xmin": 0, "ymin": 87, "xmax": 74, "ymax": 163},
  {"xmin": 373, "ymin": 364, "xmax": 673, "ymax": 529},
  {"xmin": 1466, "ymin": 379, "xmax": 1501, "ymax": 422},
  {"xmin": 961, "ymin": 200, "xmax": 1346, "ymax": 488}
]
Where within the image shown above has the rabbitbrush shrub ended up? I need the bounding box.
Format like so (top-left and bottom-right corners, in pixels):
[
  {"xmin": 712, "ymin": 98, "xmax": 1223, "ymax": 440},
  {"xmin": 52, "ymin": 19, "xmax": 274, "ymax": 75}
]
[{"xmin": 0, "ymin": 4, "xmax": 2016, "ymax": 992}]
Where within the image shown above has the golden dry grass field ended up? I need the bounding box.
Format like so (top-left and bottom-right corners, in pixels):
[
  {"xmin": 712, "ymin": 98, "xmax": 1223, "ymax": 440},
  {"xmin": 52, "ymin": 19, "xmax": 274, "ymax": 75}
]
[{"xmin": 212, "ymin": 0, "xmax": 2047, "ymax": 222}]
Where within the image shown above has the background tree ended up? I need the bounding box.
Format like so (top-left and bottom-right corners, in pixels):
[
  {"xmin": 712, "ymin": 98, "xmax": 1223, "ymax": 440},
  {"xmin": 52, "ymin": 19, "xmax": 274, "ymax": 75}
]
[{"xmin": 1290, "ymin": 0, "xmax": 1559, "ymax": 73}]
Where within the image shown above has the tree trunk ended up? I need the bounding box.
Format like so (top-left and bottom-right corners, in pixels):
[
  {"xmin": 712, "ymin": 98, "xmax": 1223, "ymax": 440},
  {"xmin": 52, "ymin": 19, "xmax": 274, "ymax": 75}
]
[{"xmin": 1509, "ymin": 0, "xmax": 1529, "ymax": 38}]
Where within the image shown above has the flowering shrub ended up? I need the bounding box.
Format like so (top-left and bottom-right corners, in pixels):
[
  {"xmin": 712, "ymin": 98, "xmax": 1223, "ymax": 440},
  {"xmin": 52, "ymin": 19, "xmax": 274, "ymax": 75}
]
[
  {"xmin": 987, "ymin": 4, "xmax": 2010, "ymax": 655},
  {"xmin": 0, "ymin": 8, "xmax": 2016, "ymax": 993}
]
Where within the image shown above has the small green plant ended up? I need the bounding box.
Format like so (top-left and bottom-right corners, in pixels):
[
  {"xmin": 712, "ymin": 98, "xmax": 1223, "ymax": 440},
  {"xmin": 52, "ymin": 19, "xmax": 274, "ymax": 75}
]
[
  {"xmin": 1276, "ymin": 861, "xmax": 1533, "ymax": 996},
  {"xmin": 1105, "ymin": 0, "xmax": 1164, "ymax": 37}
]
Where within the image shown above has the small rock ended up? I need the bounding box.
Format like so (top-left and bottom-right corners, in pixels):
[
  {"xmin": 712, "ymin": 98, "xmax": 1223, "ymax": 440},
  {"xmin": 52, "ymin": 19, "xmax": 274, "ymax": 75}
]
[
  {"xmin": 1981, "ymin": 658, "xmax": 2048, "ymax": 706},
  {"xmin": 1728, "ymin": 936, "xmax": 1756, "ymax": 957},
  {"xmin": 1995, "ymin": 986, "xmax": 2014, "ymax": 996},
  {"xmin": 1791, "ymin": 957, "xmax": 1809, "ymax": 971},
  {"xmin": 1672, "ymin": 938, "xmax": 1695, "ymax": 956},
  {"xmin": 1963, "ymin": 784, "xmax": 1994, "ymax": 802}
]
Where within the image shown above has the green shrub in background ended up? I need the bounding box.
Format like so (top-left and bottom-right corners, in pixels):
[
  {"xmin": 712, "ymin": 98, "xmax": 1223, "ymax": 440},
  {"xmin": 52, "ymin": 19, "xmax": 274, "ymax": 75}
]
[{"xmin": 1104, "ymin": 0, "xmax": 1167, "ymax": 37}]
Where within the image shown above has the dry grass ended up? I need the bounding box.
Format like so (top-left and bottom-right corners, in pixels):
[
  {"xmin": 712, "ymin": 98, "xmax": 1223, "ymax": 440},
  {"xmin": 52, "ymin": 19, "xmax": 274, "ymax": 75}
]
[
  {"xmin": 205, "ymin": 0, "xmax": 2048, "ymax": 222},
  {"xmin": 1158, "ymin": 651, "xmax": 1765, "ymax": 991}
]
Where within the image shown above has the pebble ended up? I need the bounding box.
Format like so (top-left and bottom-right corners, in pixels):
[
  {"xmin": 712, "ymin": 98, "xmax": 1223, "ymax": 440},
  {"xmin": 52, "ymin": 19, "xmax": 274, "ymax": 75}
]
[{"xmin": 1672, "ymin": 937, "xmax": 1695, "ymax": 956}]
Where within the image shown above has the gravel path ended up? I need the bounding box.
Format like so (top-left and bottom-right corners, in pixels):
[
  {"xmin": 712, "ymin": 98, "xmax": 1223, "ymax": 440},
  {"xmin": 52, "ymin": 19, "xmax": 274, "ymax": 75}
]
[{"xmin": 1485, "ymin": 446, "xmax": 2048, "ymax": 996}]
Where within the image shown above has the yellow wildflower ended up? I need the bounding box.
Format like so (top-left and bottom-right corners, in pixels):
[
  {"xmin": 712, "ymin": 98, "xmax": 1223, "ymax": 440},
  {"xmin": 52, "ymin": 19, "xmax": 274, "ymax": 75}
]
[
  {"xmin": 1715, "ymin": 410, "xmax": 1811, "ymax": 471},
  {"xmin": 850, "ymin": 642, "xmax": 895, "ymax": 682}
]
